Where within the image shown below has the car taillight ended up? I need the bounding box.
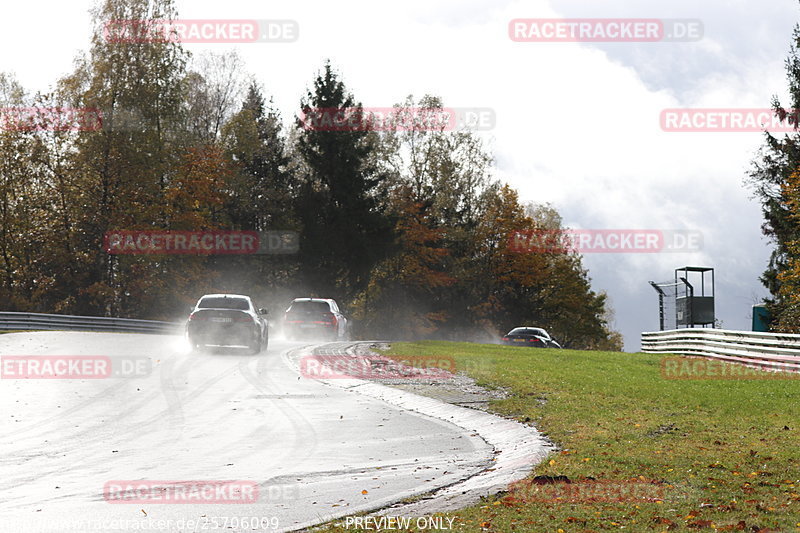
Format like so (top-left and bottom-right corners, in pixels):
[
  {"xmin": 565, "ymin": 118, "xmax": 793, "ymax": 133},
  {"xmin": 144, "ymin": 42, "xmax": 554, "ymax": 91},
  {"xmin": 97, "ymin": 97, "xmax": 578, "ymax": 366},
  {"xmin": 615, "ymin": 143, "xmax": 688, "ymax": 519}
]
[
  {"xmin": 189, "ymin": 312, "xmax": 205, "ymax": 321},
  {"xmin": 234, "ymin": 315, "xmax": 253, "ymax": 323},
  {"xmin": 502, "ymin": 337, "xmax": 509, "ymax": 341}
]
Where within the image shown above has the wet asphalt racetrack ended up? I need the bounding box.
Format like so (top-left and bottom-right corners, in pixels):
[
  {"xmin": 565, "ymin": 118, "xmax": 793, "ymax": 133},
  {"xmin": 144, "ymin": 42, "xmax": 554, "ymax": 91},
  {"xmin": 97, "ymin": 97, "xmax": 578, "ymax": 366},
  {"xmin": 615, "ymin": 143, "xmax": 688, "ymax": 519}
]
[{"xmin": 0, "ymin": 331, "xmax": 492, "ymax": 532}]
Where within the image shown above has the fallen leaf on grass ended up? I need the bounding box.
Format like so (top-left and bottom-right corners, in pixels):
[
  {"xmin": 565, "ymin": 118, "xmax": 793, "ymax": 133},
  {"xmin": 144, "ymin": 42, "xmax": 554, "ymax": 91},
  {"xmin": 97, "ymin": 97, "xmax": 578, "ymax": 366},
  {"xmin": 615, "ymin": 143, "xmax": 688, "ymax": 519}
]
[
  {"xmin": 499, "ymin": 496, "xmax": 520, "ymax": 507},
  {"xmin": 652, "ymin": 516, "xmax": 678, "ymax": 530},
  {"xmin": 686, "ymin": 519, "xmax": 714, "ymax": 529},
  {"xmin": 715, "ymin": 521, "xmax": 746, "ymax": 531}
]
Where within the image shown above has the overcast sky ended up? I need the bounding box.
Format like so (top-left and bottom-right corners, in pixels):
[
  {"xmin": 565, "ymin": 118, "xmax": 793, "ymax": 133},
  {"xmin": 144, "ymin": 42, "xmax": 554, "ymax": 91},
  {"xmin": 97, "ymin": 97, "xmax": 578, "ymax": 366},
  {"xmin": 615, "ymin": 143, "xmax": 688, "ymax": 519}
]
[{"xmin": 3, "ymin": 0, "xmax": 798, "ymax": 350}]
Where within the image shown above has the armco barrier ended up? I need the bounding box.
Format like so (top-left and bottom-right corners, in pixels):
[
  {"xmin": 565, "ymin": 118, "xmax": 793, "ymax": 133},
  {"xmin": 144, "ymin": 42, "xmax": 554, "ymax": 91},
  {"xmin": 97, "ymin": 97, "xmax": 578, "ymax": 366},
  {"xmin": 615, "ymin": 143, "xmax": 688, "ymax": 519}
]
[
  {"xmin": 641, "ymin": 328, "xmax": 800, "ymax": 372},
  {"xmin": 0, "ymin": 311, "xmax": 179, "ymax": 334}
]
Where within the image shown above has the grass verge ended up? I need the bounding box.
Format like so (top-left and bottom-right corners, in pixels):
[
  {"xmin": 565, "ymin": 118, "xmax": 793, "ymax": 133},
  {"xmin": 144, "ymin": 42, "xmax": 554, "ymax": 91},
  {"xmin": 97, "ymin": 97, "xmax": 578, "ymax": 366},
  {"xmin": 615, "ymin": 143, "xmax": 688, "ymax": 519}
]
[{"xmin": 315, "ymin": 341, "xmax": 800, "ymax": 532}]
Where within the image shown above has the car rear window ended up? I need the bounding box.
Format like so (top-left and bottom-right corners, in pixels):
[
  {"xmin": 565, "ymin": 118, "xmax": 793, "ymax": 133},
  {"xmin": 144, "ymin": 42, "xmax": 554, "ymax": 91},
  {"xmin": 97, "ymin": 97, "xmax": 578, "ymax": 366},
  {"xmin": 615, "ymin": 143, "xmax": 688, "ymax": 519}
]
[
  {"xmin": 198, "ymin": 297, "xmax": 249, "ymax": 310},
  {"xmin": 288, "ymin": 301, "xmax": 330, "ymax": 313}
]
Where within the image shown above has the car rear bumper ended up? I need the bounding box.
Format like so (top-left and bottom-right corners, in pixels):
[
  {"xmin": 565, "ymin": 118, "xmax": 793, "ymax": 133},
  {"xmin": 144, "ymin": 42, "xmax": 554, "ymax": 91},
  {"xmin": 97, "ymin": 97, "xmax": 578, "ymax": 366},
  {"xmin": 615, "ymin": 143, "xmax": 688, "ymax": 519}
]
[
  {"xmin": 187, "ymin": 323, "xmax": 258, "ymax": 346},
  {"xmin": 284, "ymin": 323, "xmax": 336, "ymax": 338}
]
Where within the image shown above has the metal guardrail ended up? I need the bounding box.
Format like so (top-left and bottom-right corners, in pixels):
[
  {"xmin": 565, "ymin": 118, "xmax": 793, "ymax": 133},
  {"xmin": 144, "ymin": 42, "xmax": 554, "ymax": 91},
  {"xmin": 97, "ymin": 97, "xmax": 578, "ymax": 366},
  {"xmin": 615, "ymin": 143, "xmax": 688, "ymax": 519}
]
[
  {"xmin": 641, "ymin": 328, "xmax": 800, "ymax": 372},
  {"xmin": 0, "ymin": 311, "xmax": 180, "ymax": 335}
]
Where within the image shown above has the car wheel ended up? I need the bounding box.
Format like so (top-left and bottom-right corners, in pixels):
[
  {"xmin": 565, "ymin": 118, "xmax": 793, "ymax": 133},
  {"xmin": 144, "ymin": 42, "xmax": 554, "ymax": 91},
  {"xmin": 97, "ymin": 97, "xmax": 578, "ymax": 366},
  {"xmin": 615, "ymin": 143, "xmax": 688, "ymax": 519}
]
[
  {"xmin": 248, "ymin": 336, "xmax": 262, "ymax": 355},
  {"xmin": 188, "ymin": 337, "xmax": 202, "ymax": 352}
]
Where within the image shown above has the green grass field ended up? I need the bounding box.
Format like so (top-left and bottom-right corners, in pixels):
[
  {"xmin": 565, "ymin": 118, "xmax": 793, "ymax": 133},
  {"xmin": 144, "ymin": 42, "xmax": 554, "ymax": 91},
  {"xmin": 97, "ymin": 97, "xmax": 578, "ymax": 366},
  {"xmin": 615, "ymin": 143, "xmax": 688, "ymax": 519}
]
[{"xmin": 318, "ymin": 342, "xmax": 800, "ymax": 532}]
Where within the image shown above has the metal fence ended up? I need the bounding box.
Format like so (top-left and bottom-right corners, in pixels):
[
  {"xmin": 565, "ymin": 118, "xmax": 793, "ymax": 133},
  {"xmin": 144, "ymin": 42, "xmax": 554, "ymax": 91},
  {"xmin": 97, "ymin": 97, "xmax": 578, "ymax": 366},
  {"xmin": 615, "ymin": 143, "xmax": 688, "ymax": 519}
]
[
  {"xmin": 641, "ymin": 328, "xmax": 800, "ymax": 372},
  {"xmin": 0, "ymin": 311, "xmax": 180, "ymax": 335}
]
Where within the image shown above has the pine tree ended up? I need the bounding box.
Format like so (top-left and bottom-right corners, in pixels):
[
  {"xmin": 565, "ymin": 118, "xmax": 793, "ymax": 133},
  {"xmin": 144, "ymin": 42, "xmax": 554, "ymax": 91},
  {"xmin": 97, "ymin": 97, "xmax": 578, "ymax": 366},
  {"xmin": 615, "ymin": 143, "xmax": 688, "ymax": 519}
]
[
  {"xmin": 749, "ymin": 23, "xmax": 800, "ymax": 329},
  {"xmin": 294, "ymin": 61, "xmax": 393, "ymax": 299}
]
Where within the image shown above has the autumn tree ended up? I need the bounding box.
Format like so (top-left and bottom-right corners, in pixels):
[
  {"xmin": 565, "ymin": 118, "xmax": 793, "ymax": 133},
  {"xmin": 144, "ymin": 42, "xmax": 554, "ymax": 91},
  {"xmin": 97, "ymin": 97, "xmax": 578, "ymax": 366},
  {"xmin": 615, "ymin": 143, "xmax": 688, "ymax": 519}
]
[
  {"xmin": 350, "ymin": 186, "xmax": 454, "ymax": 338},
  {"xmin": 769, "ymin": 169, "xmax": 800, "ymax": 331},
  {"xmin": 53, "ymin": 0, "xmax": 190, "ymax": 315},
  {"xmin": 463, "ymin": 188, "xmax": 618, "ymax": 348},
  {"xmin": 0, "ymin": 73, "xmax": 37, "ymax": 310},
  {"xmin": 111, "ymin": 146, "xmax": 231, "ymax": 318}
]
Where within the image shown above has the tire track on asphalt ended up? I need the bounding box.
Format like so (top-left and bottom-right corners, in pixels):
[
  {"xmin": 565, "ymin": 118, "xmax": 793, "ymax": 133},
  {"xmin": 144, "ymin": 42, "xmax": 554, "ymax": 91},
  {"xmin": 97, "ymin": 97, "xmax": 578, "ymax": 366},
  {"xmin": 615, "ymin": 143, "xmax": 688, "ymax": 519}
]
[
  {"xmin": 235, "ymin": 346, "xmax": 322, "ymax": 476},
  {"xmin": 0, "ymin": 344, "xmax": 246, "ymax": 495}
]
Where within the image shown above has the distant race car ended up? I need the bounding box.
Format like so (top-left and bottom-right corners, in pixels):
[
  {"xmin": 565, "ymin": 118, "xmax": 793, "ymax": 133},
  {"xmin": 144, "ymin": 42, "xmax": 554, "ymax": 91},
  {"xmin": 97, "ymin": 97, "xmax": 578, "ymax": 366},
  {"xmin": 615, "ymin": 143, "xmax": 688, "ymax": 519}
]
[
  {"xmin": 283, "ymin": 298, "xmax": 349, "ymax": 341},
  {"xmin": 186, "ymin": 294, "xmax": 269, "ymax": 354},
  {"xmin": 501, "ymin": 327, "xmax": 561, "ymax": 348}
]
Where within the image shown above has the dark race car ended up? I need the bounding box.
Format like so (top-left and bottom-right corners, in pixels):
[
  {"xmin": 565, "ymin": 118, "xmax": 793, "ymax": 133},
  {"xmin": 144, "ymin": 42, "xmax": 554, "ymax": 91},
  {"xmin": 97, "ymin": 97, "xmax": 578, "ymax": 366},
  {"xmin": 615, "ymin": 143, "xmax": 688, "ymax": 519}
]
[
  {"xmin": 283, "ymin": 298, "xmax": 349, "ymax": 341},
  {"xmin": 501, "ymin": 327, "xmax": 561, "ymax": 348},
  {"xmin": 186, "ymin": 294, "xmax": 269, "ymax": 354}
]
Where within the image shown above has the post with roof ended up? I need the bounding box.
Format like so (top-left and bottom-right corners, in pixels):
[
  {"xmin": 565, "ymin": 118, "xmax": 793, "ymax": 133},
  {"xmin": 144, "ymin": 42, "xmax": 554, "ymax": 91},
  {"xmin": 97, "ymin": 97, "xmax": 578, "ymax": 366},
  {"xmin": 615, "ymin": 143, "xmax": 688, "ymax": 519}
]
[{"xmin": 674, "ymin": 266, "xmax": 715, "ymax": 328}]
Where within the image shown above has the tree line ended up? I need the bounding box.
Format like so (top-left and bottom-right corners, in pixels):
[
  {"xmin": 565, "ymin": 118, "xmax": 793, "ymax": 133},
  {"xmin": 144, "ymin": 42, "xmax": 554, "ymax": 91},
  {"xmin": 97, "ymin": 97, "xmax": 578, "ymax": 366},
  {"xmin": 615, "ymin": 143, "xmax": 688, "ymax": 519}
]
[{"xmin": 0, "ymin": 0, "xmax": 622, "ymax": 349}]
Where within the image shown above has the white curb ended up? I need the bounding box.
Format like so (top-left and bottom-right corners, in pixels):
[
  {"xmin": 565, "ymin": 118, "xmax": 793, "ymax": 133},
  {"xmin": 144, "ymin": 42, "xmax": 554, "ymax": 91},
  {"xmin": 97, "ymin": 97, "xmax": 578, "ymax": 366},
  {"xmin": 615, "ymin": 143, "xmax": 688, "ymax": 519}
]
[{"xmin": 284, "ymin": 342, "xmax": 555, "ymax": 516}]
